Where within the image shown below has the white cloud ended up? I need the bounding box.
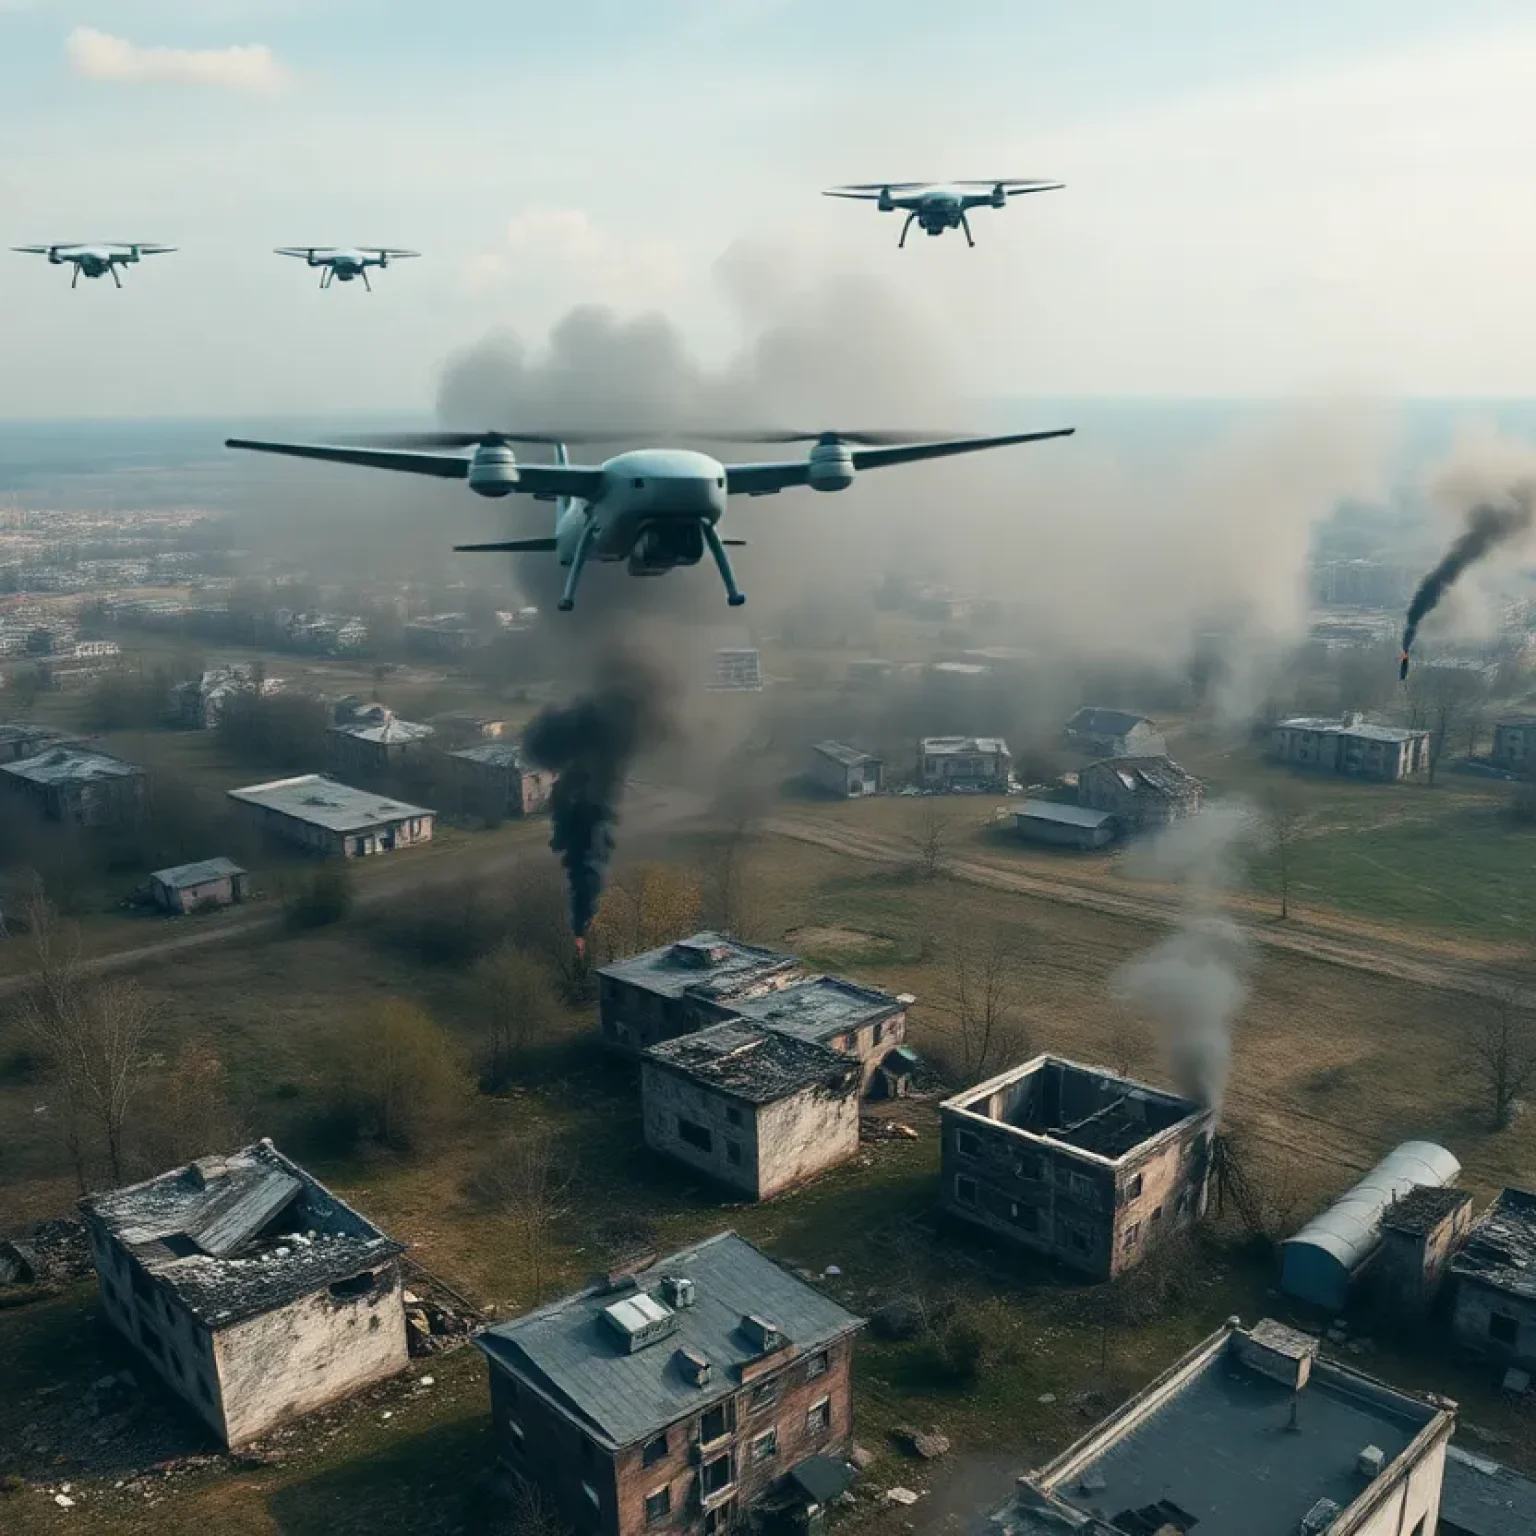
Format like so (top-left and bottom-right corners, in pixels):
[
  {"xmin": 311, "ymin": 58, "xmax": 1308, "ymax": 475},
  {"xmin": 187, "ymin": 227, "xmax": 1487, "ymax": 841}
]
[
  {"xmin": 65, "ymin": 26, "xmax": 290, "ymax": 93},
  {"xmin": 466, "ymin": 207, "xmax": 684, "ymax": 311}
]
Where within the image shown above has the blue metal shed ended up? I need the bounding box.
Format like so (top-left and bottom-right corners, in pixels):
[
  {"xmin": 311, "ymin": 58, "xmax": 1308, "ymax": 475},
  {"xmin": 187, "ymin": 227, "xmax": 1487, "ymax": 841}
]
[{"xmin": 1280, "ymin": 1140, "xmax": 1461, "ymax": 1311}]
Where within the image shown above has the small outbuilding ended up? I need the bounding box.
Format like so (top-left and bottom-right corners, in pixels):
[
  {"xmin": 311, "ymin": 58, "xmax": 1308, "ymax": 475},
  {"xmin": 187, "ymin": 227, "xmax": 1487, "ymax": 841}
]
[
  {"xmin": 1375, "ymin": 1184, "xmax": 1475, "ymax": 1316},
  {"xmin": 1280, "ymin": 1140, "xmax": 1461, "ymax": 1312},
  {"xmin": 149, "ymin": 857, "xmax": 249, "ymax": 915},
  {"xmin": 809, "ymin": 741, "xmax": 883, "ymax": 798},
  {"xmin": 1014, "ymin": 799, "xmax": 1118, "ymax": 850}
]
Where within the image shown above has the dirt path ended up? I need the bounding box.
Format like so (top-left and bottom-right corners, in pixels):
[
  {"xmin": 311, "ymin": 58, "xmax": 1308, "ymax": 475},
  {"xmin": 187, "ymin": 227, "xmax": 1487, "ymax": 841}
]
[{"xmin": 761, "ymin": 814, "xmax": 1515, "ymax": 1002}]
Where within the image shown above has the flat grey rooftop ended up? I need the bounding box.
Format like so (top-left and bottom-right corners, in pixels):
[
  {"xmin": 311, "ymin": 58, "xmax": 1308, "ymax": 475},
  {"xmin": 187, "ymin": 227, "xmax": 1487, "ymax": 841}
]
[
  {"xmin": 150, "ymin": 856, "xmax": 246, "ymax": 889},
  {"xmin": 599, "ymin": 931, "xmax": 799, "ymax": 1001},
  {"xmin": 645, "ymin": 1022, "xmax": 856, "ymax": 1104},
  {"xmin": 228, "ymin": 774, "xmax": 434, "ymax": 833},
  {"xmin": 1015, "ymin": 800, "xmax": 1116, "ymax": 830},
  {"xmin": 475, "ymin": 1231, "xmax": 863, "ymax": 1450},
  {"xmin": 734, "ymin": 975, "xmax": 904, "ymax": 1043},
  {"xmin": 813, "ymin": 740, "xmax": 879, "ymax": 768},
  {"xmin": 2, "ymin": 747, "xmax": 142, "ymax": 785},
  {"xmin": 1052, "ymin": 1352, "xmax": 1426, "ymax": 1536},
  {"xmin": 79, "ymin": 1140, "xmax": 402, "ymax": 1329}
]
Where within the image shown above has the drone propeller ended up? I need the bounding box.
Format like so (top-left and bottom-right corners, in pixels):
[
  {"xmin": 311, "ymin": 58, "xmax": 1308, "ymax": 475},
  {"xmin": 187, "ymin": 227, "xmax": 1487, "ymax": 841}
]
[{"xmin": 360, "ymin": 247, "xmax": 421, "ymax": 257}]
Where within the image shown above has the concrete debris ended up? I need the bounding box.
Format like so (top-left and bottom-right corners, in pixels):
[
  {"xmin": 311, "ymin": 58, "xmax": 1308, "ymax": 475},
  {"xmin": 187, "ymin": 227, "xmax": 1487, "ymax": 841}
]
[
  {"xmin": 54, "ymin": 1493, "xmax": 75, "ymax": 1508},
  {"xmin": 892, "ymin": 1423, "xmax": 951, "ymax": 1460},
  {"xmin": 0, "ymin": 1217, "xmax": 93, "ymax": 1288},
  {"xmin": 402, "ymin": 1266, "xmax": 482, "ymax": 1357},
  {"xmin": 1038, "ymin": 1393, "xmax": 1057, "ymax": 1405},
  {"xmin": 850, "ymin": 1444, "xmax": 876, "ymax": 1471},
  {"xmin": 886, "ymin": 1487, "xmax": 921, "ymax": 1506},
  {"xmin": 859, "ymin": 1117, "xmax": 921, "ymax": 1142}
]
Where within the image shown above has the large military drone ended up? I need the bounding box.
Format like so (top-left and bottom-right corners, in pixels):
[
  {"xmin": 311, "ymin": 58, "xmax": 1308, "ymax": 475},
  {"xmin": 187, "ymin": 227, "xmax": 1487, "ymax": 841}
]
[
  {"xmin": 11, "ymin": 242, "xmax": 176, "ymax": 288},
  {"xmin": 824, "ymin": 180, "xmax": 1063, "ymax": 247},
  {"xmin": 226, "ymin": 425, "xmax": 1074, "ymax": 611},
  {"xmin": 275, "ymin": 247, "xmax": 420, "ymax": 290}
]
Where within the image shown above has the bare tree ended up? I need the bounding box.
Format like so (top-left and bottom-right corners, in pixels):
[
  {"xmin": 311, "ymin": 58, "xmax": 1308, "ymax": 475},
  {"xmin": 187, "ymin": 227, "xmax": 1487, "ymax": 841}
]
[
  {"xmin": 697, "ymin": 788, "xmax": 768, "ymax": 940},
  {"xmin": 20, "ymin": 895, "xmax": 156, "ymax": 1189},
  {"xmin": 142, "ymin": 1038, "xmax": 239, "ymax": 1170},
  {"xmin": 1410, "ymin": 666, "xmax": 1488, "ymax": 787},
  {"xmin": 909, "ymin": 802, "xmax": 953, "ymax": 880},
  {"xmin": 471, "ymin": 945, "xmax": 559, "ymax": 1090},
  {"xmin": 946, "ymin": 924, "xmax": 1031, "ymax": 1083},
  {"xmin": 478, "ymin": 1125, "xmax": 576, "ymax": 1303},
  {"xmin": 1469, "ymin": 978, "xmax": 1536, "ymax": 1131},
  {"xmin": 1263, "ymin": 789, "xmax": 1307, "ymax": 921}
]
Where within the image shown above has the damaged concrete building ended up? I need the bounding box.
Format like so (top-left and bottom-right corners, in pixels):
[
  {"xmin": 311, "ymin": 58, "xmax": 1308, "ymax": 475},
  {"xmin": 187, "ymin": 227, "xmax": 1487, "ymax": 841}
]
[
  {"xmin": 981, "ymin": 1317, "xmax": 1455, "ymax": 1536},
  {"xmin": 642, "ymin": 1024, "xmax": 862, "ymax": 1200},
  {"xmin": 941, "ymin": 1056, "xmax": 1212, "ymax": 1279},
  {"xmin": 732, "ymin": 977, "xmax": 911, "ymax": 1094},
  {"xmin": 447, "ymin": 740, "xmax": 555, "ymax": 818},
  {"xmin": 1078, "ymin": 756, "xmax": 1204, "ymax": 831},
  {"xmin": 475, "ymin": 1232, "xmax": 864, "ymax": 1536},
  {"xmin": 77, "ymin": 1139, "xmax": 408, "ymax": 1447},
  {"xmin": 0, "ymin": 746, "xmax": 148, "ymax": 827},
  {"xmin": 1375, "ymin": 1185, "xmax": 1476, "ymax": 1317},
  {"xmin": 1451, "ymin": 1187, "xmax": 1536, "ymax": 1372},
  {"xmin": 599, "ymin": 933, "xmax": 803, "ymax": 1055}
]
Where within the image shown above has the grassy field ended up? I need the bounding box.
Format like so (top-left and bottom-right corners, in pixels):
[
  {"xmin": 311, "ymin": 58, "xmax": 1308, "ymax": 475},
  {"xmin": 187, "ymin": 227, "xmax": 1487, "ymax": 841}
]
[{"xmin": 5, "ymin": 818, "xmax": 1536, "ymax": 1533}]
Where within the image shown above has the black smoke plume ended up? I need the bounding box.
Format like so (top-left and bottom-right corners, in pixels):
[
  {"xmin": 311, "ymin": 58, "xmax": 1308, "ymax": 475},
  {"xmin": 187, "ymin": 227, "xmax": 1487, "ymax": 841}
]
[
  {"xmin": 522, "ymin": 652, "xmax": 678, "ymax": 938},
  {"xmin": 1400, "ymin": 488, "xmax": 1536, "ymax": 676}
]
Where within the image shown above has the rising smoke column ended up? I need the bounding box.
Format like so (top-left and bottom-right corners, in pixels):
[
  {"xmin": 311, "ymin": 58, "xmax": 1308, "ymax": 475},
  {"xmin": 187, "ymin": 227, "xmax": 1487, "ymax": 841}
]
[
  {"xmin": 1399, "ymin": 484, "xmax": 1536, "ymax": 678},
  {"xmin": 522, "ymin": 652, "xmax": 679, "ymax": 943},
  {"xmin": 1109, "ymin": 803, "xmax": 1256, "ymax": 1120}
]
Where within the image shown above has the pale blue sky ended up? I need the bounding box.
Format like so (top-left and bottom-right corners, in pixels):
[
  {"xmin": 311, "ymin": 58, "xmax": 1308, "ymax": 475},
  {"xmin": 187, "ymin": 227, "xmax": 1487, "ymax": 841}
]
[{"xmin": 1, "ymin": 1, "xmax": 1534, "ymax": 416}]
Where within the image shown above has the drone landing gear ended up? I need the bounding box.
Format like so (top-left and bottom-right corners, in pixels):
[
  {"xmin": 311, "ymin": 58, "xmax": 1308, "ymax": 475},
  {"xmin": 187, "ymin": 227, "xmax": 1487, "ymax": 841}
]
[
  {"xmin": 703, "ymin": 523, "xmax": 746, "ymax": 607},
  {"xmin": 960, "ymin": 213, "xmax": 975, "ymax": 248},
  {"xmin": 361, "ymin": 270, "xmax": 372, "ymax": 292},
  {"xmin": 110, "ymin": 265, "xmax": 122, "ymax": 288},
  {"xmin": 556, "ymin": 520, "xmax": 599, "ymax": 611},
  {"xmin": 71, "ymin": 265, "xmax": 80, "ymax": 290},
  {"xmin": 320, "ymin": 267, "xmax": 332, "ymax": 290},
  {"xmin": 897, "ymin": 212, "xmax": 917, "ymax": 249}
]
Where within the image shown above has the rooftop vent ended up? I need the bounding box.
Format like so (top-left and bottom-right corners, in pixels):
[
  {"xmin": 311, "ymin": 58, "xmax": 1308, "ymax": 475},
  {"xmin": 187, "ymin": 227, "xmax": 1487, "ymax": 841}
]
[
  {"xmin": 601, "ymin": 1291, "xmax": 679, "ymax": 1354},
  {"xmin": 741, "ymin": 1314, "xmax": 784, "ymax": 1353},
  {"xmin": 1357, "ymin": 1445, "xmax": 1385, "ymax": 1479},
  {"xmin": 1300, "ymin": 1499, "xmax": 1341, "ymax": 1535},
  {"xmin": 675, "ymin": 1346, "xmax": 712, "ymax": 1387},
  {"xmin": 661, "ymin": 1275, "xmax": 696, "ymax": 1309}
]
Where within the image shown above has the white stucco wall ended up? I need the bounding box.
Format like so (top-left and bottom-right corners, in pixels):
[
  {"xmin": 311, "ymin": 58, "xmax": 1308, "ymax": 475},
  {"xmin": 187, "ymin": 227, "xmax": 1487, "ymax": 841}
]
[
  {"xmin": 212, "ymin": 1263, "xmax": 408, "ymax": 1446},
  {"xmin": 756, "ymin": 1085, "xmax": 861, "ymax": 1199}
]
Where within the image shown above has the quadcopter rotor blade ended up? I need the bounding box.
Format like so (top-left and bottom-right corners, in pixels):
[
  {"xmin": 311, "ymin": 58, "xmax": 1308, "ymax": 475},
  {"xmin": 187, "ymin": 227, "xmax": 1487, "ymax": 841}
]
[{"xmin": 350, "ymin": 429, "xmax": 658, "ymax": 449}]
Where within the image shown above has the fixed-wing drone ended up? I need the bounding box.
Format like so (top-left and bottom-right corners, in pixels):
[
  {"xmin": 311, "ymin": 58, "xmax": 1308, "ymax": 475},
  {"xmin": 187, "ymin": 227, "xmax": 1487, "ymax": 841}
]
[
  {"xmin": 824, "ymin": 180, "xmax": 1063, "ymax": 247},
  {"xmin": 11, "ymin": 242, "xmax": 176, "ymax": 288},
  {"xmin": 226, "ymin": 426, "xmax": 1074, "ymax": 611},
  {"xmin": 275, "ymin": 247, "xmax": 420, "ymax": 290}
]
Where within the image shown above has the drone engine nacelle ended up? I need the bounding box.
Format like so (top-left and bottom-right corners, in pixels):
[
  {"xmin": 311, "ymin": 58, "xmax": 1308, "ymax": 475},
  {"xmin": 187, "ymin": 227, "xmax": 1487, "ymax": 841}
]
[
  {"xmin": 991, "ymin": 184, "xmax": 1007, "ymax": 208},
  {"xmin": 807, "ymin": 440, "xmax": 855, "ymax": 493},
  {"xmin": 878, "ymin": 187, "xmax": 895, "ymax": 213},
  {"xmin": 468, "ymin": 443, "xmax": 519, "ymax": 497},
  {"xmin": 48, "ymin": 248, "xmax": 65, "ymax": 265}
]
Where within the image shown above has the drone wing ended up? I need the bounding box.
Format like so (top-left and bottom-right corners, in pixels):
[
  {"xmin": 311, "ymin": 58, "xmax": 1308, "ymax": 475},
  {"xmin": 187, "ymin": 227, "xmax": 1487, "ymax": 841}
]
[
  {"xmin": 224, "ymin": 438, "xmax": 604, "ymax": 499},
  {"xmin": 725, "ymin": 428, "xmax": 1075, "ymax": 497}
]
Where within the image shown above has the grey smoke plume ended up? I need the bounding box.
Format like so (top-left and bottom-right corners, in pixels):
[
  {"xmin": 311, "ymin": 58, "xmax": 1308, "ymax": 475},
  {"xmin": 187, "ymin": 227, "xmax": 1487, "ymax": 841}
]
[
  {"xmin": 1400, "ymin": 482, "xmax": 1536, "ymax": 677},
  {"xmin": 1109, "ymin": 802, "xmax": 1256, "ymax": 1118}
]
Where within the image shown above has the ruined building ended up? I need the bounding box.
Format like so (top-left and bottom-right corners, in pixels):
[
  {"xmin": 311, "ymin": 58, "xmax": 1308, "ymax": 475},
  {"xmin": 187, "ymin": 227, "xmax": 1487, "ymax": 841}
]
[
  {"xmin": 983, "ymin": 1317, "xmax": 1455, "ymax": 1536},
  {"xmin": 940, "ymin": 1056, "xmax": 1212, "ymax": 1279},
  {"xmin": 1078, "ymin": 756, "xmax": 1204, "ymax": 831},
  {"xmin": 77, "ymin": 1140, "xmax": 408, "ymax": 1447},
  {"xmin": 0, "ymin": 746, "xmax": 148, "ymax": 827},
  {"xmin": 1375, "ymin": 1185, "xmax": 1475, "ymax": 1317},
  {"xmin": 599, "ymin": 933, "xmax": 803, "ymax": 1055},
  {"xmin": 447, "ymin": 740, "xmax": 555, "ymax": 818},
  {"xmin": 1451, "ymin": 1187, "xmax": 1536, "ymax": 1372},
  {"xmin": 476, "ymin": 1232, "xmax": 864, "ymax": 1536},
  {"xmin": 731, "ymin": 977, "xmax": 911, "ymax": 1093},
  {"xmin": 642, "ymin": 1024, "xmax": 862, "ymax": 1200}
]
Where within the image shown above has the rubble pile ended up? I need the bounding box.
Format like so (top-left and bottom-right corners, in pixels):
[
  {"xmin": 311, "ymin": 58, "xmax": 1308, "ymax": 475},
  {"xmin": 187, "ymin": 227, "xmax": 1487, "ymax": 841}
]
[
  {"xmin": 0, "ymin": 1217, "xmax": 93, "ymax": 1289},
  {"xmin": 403, "ymin": 1279, "xmax": 479, "ymax": 1356}
]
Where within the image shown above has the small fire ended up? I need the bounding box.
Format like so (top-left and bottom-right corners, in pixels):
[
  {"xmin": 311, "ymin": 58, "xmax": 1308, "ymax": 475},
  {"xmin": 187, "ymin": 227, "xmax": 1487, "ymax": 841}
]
[
  {"xmin": 574, "ymin": 935, "xmax": 587, "ymax": 962},
  {"xmin": 1398, "ymin": 650, "xmax": 1411, "ymax": 682}
]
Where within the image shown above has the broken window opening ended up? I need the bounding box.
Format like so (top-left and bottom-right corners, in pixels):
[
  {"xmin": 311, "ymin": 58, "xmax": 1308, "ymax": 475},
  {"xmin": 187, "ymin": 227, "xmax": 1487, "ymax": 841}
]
[
  {"xmin": 678, "ymin": 1118, "xmax": 713, "ymax": 1153},
  {"xmin": 328, "ymin": 1270, "xmax": 379, "ymax": 1301},
  {"xmin": 643, "ymin": 1431, "xmax": 669, "ymax": 1467}
]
